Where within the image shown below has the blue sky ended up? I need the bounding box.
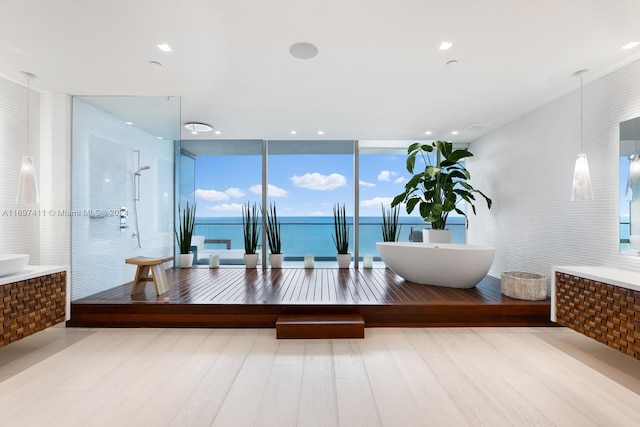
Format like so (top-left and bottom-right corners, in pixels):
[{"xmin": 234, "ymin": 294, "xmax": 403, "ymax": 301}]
[{"xmin": 194, "ymin": 153, "xmax": 417, "ymax": 217}]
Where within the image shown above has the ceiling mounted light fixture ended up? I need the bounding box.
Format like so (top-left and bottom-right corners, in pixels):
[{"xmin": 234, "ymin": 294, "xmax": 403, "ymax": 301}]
[
  {"xmin": 571, "ymin": 69, "xmax": 593, "ymax": 201},
  {"xmin": 157, "ymin": 43, "xmax": 172, "ymax": 52},
  {"xmin": 16, "ymin": 71, "xmax": 39, "ymax": 205},
  {"xmin": 184, "ymin": 122, "xmax": 213, "ymax": 134},
  {"xmin": 439, "ymin": 41, "xmax": 453, "ymax": 50},
  {"xmin": 289, "ymin": 42, "xmax": 318, "ymax": 59}
]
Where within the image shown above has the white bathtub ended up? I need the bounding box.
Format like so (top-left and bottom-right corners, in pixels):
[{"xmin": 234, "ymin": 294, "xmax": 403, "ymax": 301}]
[{"xmin": 376, "ymin": 242, "xmax": 495, "ymax": 288}]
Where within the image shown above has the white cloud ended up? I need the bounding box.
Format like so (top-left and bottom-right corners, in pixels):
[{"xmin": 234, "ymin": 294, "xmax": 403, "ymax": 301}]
[
  {"xmin": 225, "ymin": 187, "xmax": 245, "ymax": 198},
  {"xmin": 268, "ymin": 184, "xmax": 289, "ymax": 197},
  {"xmin": 195, "ymin": 187, "xmax": 245, "ymax": 201},
  {"xmin": 378, "ymin": 170, "xmax": 398, "ymax": 181},
  {"xmin": 290, "ymin": 172, "xmax": 347, "ymax": 190},
  {"xmin": 249, "ymin": 184, "xmax": 289, "ymax": 197},
  {"xmin": 208, "ymin": 203, "xmax": 244, "ymax": 212},
  {"xmin": 195, "ymin": 189, "xmax": 228, "ymax": 201},
  {"xmin": 361, "ymin": 196, "xmax": 394, "ymax": 207},
  {"xmin": 359, "ymin": 179, "xmax": 376, "ymax": 188},
  {"xmin": 394, "ymin": 176, "xmax": 406, "ymax": 184}
]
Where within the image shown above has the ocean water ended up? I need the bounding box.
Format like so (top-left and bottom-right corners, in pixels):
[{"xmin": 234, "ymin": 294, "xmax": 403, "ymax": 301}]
[{"xmin": 194, "ymin": 216, "xmax": 466, "ymax": 259}]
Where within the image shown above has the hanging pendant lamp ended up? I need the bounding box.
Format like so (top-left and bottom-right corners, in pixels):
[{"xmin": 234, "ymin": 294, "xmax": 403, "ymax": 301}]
[
  {"xmin": 571, "ymin": 69, "xmax": 593, "ymax": 201},
  {"xmin": 16, "ymin": 72, "xmax": 39, "ymax": 204}
]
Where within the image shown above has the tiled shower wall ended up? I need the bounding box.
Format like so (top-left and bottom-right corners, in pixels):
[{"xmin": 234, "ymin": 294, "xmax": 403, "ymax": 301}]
[
  {"xmin": 71, "ymin": 99, "xmax": 174, "ymax": 300},
  {"xmin": 468, "ymin": 58, "xmax": 640, "ymax": 286}
]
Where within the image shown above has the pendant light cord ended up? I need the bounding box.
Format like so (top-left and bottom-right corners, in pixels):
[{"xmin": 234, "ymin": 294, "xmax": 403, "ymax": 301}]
[
  {"xmin": 26, "ymin": 77, "xmax": 30, "ymax": 153},
  {"xmin": 580, "ymin": 74, "xmax": 583, "ymax": 153}
]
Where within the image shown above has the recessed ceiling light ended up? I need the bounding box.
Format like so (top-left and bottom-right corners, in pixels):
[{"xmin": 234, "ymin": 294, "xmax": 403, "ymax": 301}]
[
  {"xmin": 451, "ymin": 131, "xmax": 458, "ymax": 135},
  {"xmin": 157, "ymin": 43, "xmax": 172, "ymax": 52},
  {"xmin": 125, "ymin": 121, "xmax": 133, "ymax": 125},
  {"xmin": 318, "ymin": 130, "xmax": 324, "ymax": 135},
  {"xmin": 425, "ymin": 131, "xmax": 432, "ymax": 135},
  {"xmin": 439, "ymin": 41, "xmax": 453, "ymax": 50},
  {"xmin": 289, "ymin": 42, "xmax": 318, "ymax": 59},
  {"xmin": 214, "ymin": 130, "xmax": 221, "ymax": 135},
  {"xmin": 290, "ymin": 130, "xmax": 297, "ymax": 135},
  {"xmin": 156, "ymin": 136, "xmax": 163, "ymax": 140},
  {"xmin": 184, "ymin": 122, "xmax": 213, "ymax": 133},
  {"xmin": 622, "ymin": 41, "xmax": 640, "ymax": 50}
]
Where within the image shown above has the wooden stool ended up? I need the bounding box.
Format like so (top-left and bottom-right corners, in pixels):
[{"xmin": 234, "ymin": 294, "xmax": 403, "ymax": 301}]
[{"xmin": 125, "ymin": 256, "xmax": 173, "ymax": 296}]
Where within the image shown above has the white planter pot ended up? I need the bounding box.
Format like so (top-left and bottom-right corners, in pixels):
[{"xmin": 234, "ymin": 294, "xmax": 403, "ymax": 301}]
[
  {"xmin": 244, "ymin": 253, "xmax": 259, "ymax": 269},
  {"xmin": 422, "ymin": 228, "xmax": 451, "ymax": 243},
  {"xmin": 179, "ymin": 253, "xmax": 194, "ymax": 268},
  {"xmin": 337, "ymin": 253, "xmax": 351, "ymax": 268},
  {"xmin": 269, "ymin": 253, "xmax": 284, "ymax": 268}
]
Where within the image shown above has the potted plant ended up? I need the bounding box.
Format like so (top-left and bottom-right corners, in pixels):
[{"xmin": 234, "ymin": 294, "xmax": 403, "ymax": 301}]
[
  {"xmin": 381, "ymin": 203, "xmax": 402, "ymax": 242},
  {"xmin": 175, "ymin": 201, "xmax": 196, "ymax": 267},
  {"xmin": 242, "ymin": 201, "xmax": 260, "ymax": 268},
  {"xmin": 263, "ymin": 202, "xmax": 283, "ymax": 268},
  {"xmin": 332, "ymin": 203, "xmax": 351, "ymax": 268},
  {"xmin": 391, "ymin": 140, "xmax": 492, "ymax": 243}
]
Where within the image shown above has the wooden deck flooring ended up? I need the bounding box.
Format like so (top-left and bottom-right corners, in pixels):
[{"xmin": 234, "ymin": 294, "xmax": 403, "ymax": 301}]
[{"xmin": 68, "ymin": 267, "xmax": 554, "ymax": 328}]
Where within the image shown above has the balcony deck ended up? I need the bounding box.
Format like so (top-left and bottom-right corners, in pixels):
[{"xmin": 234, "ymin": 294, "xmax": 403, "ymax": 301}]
[{"xmin": 67, "ymin": 266, "xmax": 554, "ymax": 329}]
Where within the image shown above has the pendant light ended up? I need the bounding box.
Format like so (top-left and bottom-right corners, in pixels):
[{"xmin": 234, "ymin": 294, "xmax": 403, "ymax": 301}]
[
  {"xmin": 16, "ymin": 71, "xmax": 39, "ymax": 204},
  {"xmin": 571, "ymin": 69, "xmax": 593, "ymax": 201}
]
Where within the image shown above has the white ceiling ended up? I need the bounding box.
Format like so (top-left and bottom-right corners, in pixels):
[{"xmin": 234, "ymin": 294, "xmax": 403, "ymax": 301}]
[{"xmin": 1, "ymin": 0, "xmax": 640, "ymax": 143}]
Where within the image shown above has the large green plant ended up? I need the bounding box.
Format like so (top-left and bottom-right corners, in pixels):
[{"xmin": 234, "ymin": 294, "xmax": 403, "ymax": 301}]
[
  {"xmin": 262, "ymin": 202, "xmax": 281, "ymax": 254},
  {"xmin": 175, "ymin": 201, "xmax": 196, "ymax": 254},
  {"xmin": 332, "ymin": 203, "xmax": 350, "ymax": 254},
  {"xmin": 381, "ymin": 204, "xmax": 402, "ymax": 242},
  {"xmin": 391, "ymin": 141, "xmax": 492, "ymax": 229},
  {"xmin": 242, "ymin": 201, "xmax": 260, "ymax": 254}
]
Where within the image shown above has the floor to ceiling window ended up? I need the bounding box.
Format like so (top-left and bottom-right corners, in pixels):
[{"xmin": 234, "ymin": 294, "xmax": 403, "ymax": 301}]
[
  {"xmin": 180, "ymin": 139, "xmax": 468, "ymax": 267},
  {"xmin": 267, "ymin": 140, "xmax": 354, "ymax": 261}
]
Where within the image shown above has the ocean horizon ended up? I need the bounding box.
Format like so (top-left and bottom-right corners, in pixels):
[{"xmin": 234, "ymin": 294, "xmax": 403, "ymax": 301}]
[{"xmin": 194, "ymin": 216, "xmax": 466, "ymax": 258}]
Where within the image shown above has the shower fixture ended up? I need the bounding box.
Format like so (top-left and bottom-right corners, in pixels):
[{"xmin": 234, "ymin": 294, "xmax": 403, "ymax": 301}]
[
  {"xmin": 133, "ymin": 150, "xmax": 151, "ymax": 248},
  {"xmin": 135, "ymin": 165, "xmax": 150, "ymax": 176}
]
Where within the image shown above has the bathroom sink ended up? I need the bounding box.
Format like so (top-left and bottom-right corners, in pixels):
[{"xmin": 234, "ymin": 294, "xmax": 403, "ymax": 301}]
[{"xmin": 0, "ymin": 254, "xmax": 29, "ymax": 277}]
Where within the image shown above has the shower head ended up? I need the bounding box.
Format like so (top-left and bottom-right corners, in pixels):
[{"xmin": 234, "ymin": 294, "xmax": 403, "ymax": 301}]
[{"xmin": 134, "ymin": 165, "xmax": 151, "ymax": 176}]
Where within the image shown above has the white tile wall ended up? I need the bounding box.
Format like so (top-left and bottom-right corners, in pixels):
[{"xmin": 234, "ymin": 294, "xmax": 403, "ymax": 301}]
[
  {"xmin": 0, "ymin": 76, "xmax": 42, "ymax": 261},
  {"xmin": 468, "ymin": 58, "xmax": 640, "ymax": 290},
  {"xmin": 71, "ymin": 99, "xmax": 174, "ymax": 300}
]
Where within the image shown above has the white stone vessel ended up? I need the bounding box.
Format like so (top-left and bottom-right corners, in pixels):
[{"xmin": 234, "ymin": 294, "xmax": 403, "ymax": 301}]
[
  {"xmin": 0, "ymin": 254, "xmax": 29, "ymax": 277},
  {"xmin": 376, "ymin": 242, "xmax": 495, "ymax": 288}
]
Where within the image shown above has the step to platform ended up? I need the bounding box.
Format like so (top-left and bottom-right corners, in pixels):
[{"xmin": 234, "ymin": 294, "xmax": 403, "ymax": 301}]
[{"xmin": 276, "ymin": 314, "xmax": 365, "ymax": 339}]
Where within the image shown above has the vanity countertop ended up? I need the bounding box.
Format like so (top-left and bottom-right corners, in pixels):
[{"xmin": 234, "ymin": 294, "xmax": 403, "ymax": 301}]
[{"xmin": 0, "ymin": 265, "xmax": 68, "ymax": 286}]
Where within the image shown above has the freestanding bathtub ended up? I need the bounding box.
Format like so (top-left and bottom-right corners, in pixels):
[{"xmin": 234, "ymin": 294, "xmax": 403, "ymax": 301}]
[{"xmin": 376, "ymin": 242, "xmax": 495, "ymax": 288}]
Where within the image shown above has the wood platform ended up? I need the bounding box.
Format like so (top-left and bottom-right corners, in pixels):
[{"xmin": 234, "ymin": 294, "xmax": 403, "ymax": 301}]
[{"xmin": 67, "ymin": 267, "xmax": 554, "ymax": 329}]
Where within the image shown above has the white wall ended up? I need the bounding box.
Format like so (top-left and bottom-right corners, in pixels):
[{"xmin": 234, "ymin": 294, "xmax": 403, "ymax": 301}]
[
  {"xmin": 71, "ymin": 99, "xmax": 174, "ymax": 300},
  {"xmin": 468, "ymin": 58, "xmax": 640, "ymax": 286},
  {"xmin": 0, "ymin": 76, "xmax": 71, "ymax": 267}
]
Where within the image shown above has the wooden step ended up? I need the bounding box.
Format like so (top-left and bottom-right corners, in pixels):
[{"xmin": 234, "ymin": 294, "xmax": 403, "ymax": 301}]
[{"xmin": 276, "ymin": 314, "xmax": 365, "ymax": 339}]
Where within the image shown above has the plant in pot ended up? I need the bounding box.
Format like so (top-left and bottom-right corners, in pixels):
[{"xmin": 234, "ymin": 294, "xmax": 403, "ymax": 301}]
[
  {"xmin": 391, "ymin": 140, "xmax": 492, "ymax": 243},
  {"xmin": 332, "ymin": 203, "xmax": 351, "ymax": 268},
  {"xmin": 242, "ymin": 201, "xmax": 260, "ymax": 268},
  {"xmin": 262, "ymin": 202, "xmax": 283, "ymax": 268},
  {"xmin": 381, "ymin": 203, "xmax": 402, "ymax": 242},
  {"xmin": 175, "ymin": 201, "xmax": 196, "ymax": 268}
]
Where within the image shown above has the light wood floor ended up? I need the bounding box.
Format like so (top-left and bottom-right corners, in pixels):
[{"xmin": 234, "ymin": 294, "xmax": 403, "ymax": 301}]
[{"xmin": 0, "ymin": 326, "xmax": 639, "ymax": 426}]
